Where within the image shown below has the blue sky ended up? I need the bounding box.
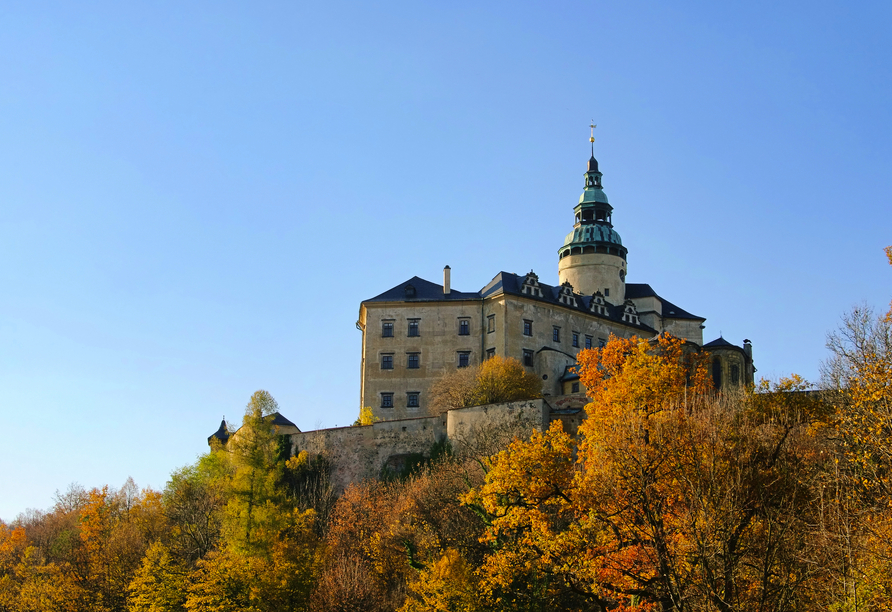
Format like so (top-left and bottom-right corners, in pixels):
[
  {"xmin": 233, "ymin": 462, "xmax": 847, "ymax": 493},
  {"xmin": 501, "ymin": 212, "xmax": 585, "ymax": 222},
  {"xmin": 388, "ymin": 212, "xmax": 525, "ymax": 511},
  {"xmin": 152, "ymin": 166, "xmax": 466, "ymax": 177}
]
[{"xmin": 1, "ymin": 1, "xmax": 890, "ymax": 520}]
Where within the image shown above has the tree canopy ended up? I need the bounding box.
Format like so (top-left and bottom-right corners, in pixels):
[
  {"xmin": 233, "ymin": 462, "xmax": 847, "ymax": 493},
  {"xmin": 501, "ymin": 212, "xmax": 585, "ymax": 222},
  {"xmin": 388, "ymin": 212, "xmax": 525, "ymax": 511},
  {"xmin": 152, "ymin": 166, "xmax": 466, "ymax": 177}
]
[{"xmin": 428, "ymin": 355, "xmax": 542, "ymax": 413}]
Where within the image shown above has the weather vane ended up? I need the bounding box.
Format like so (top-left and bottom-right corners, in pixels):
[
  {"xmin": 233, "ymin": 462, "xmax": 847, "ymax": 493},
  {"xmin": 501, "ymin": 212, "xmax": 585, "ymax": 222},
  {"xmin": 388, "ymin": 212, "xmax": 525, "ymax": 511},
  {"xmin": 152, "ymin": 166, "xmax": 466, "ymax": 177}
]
[{"xmin": 589, "ymin": 120, "xmax": 597, "ymax": 154}]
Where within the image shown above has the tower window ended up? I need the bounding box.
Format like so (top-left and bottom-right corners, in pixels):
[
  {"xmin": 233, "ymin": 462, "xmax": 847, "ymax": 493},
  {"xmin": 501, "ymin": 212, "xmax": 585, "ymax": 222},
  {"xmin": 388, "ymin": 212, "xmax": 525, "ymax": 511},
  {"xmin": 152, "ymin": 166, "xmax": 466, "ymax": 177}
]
[
  {"xmin": 408, "ymin": 319, "xmax": 420, "ymax": 337},
  {"xmin": 407, "ymin": 392, "xmax": 419, "ymax": 408},
  {"xmin": 458, "ymin": 351, "xmax": 470, "ymax": 368},
  {"xmin": 523, "ymin": 320, "xmax": 533, "ymax": 336},
  {"xmin": 407, "ymin": 353, "xmax": 420, "ymax": 369},
  {"xmin": 382, "ymin": 321, "xmax": 394, "ymax": 337},
  {"xmin": 381, "ymin": 354, "xmax": 394, "ymax": 370},
  {"xmin": 572, "ymin": 332, "xmax": 579, "ymax": 347},
  {"xmin": 553, "ymin": 326, "xmax": 561, "ymax": 342},
  {"xmin": 381, "ymin": 393, "xmax": 393, "ymax": 408},
  {"xmin": 712, "ymin": 358, "xmax": 723, "ymax": 390},
  {"xmin": 523, "ymin": 349, "xmax": 534, "ymax": 367},
  {"xmin": 487, "ymin": 315, "xmax": 495, "ymax": 333},
  {"xmin": 604, "ymin": 288, "xmax": 610, "ymax": 297},
  {"xmin": 731, "ymin": 364, "xmax": 740, "ymax": 385},
  {"xmin": 459, "ymin": 319, "xmax": 470, "ymax": 335}
]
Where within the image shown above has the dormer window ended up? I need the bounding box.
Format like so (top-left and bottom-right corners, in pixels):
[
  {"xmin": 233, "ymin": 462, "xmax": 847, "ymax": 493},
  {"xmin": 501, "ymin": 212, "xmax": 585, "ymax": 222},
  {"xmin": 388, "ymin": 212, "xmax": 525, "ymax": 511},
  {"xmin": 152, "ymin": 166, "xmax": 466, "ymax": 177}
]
[
  {"xmin": 622, "ymin": 300, "xmax": 640, "ymax": 325},
  {"xmin": 589, "ymin": 291, "xmax": 609, "ymax": 317},
  {"xmin": 404, "ymin": 284, "xmax": 416, "ymax": 298},
  {"xmin": 558, "ymin": 282, "xmax": 578, "ymax": 307},
  {"xmin": 521, "ymin": 271, "xmax": 544, "ymax": 298}
]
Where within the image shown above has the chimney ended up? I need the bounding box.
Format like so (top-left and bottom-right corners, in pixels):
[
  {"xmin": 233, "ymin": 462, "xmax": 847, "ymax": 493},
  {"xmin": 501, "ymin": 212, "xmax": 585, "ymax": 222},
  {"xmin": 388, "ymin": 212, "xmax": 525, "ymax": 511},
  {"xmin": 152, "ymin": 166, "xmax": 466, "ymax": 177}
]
[
  {"xmin": 743, "ymin": 339, "xmax": 752, "ymax": 360},
  {"xmin": 443, "ymin": 265, "xmax": 451, "ymax": 295}
]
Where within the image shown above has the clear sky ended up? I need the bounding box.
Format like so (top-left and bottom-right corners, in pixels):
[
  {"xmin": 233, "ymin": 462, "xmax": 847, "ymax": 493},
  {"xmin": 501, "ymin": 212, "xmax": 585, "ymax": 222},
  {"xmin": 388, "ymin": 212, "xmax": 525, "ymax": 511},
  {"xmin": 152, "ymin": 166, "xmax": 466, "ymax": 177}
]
[{"xmin": 1, "ymin": 0, "xmax": 890, "ymax": 520}]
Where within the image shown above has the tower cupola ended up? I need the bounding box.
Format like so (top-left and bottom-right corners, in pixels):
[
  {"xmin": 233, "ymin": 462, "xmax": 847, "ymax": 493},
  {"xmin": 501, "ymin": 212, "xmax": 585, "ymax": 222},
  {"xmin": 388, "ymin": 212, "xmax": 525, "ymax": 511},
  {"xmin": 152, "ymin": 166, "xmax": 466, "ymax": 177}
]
[{"xmin": 557, "ymin": 125, "xmax": 628, "ymax": 303}]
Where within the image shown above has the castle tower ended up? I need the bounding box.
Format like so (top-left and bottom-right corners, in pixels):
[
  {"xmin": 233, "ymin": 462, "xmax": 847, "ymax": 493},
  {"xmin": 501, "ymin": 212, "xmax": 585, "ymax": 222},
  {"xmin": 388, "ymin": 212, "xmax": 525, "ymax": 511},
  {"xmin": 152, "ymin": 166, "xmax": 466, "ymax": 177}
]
[{"xmin": 557, "ymin": 137, "xmax": 628, "ymax": 304}]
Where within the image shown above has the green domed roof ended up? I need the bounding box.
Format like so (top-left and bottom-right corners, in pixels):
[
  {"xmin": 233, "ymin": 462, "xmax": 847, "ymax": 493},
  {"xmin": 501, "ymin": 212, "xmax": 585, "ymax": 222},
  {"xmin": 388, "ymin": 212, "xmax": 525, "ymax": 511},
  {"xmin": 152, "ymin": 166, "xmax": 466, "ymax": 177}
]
[
  {"xmin": 563, "ymin": 224, "xmax": 623, "ymax": 247},
  {"xmin": 579, "ymin": 186, "xmax": 609, "ymax": 204}
]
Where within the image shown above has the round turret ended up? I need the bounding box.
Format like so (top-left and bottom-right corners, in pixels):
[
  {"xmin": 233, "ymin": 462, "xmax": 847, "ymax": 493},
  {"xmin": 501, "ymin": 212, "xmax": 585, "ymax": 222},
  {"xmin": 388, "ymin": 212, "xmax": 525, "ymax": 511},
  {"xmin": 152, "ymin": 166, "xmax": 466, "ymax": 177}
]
[{"xmin": 557, "ymin": 152, "xmax": 628, "ymax": 303}]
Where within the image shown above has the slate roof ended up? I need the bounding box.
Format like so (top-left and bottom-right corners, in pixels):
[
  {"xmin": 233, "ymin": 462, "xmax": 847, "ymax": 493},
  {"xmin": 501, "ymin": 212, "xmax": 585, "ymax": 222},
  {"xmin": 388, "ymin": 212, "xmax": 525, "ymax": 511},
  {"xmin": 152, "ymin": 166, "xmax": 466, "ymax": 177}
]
[
  {"xmin": 363, "ymin": 273, "xmax": 701, "ymax": 332},
  {"xmin": 703, "ymin": 337, "xmax": 742, "ymax": 350},
  {"xmin": 625, "ymin": 283, "xmax": 704, "ymax": 320},
  {"xmin": 364, "ymin": 276, "xmax": 482, "ymax": 303},
  {"xmin": 269, "ymin": 412, "xmax": 300, "ymax": 431},
  {"xmin": 208, "ymin": 419, "xmax": 230, "ymax": 445}
]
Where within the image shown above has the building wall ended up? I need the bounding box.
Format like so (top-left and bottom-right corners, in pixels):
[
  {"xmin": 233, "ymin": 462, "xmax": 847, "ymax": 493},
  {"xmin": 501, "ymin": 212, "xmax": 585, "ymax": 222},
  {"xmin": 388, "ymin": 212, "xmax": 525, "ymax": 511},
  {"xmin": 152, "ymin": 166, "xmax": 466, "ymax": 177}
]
[
  {"xmin": 558, "ymin": 252, "xmax": 626, "ymax": 303},
  {"xmin": 362, "ymin": 293, "xmax": 660, "ymax": 420},
  {"xmin": 706, "ymin": 347, "xmax": 751, "ymax": 388},
  {"xmin": 361, "ymin": 300, "xmax": 483, "ymax": 420}
]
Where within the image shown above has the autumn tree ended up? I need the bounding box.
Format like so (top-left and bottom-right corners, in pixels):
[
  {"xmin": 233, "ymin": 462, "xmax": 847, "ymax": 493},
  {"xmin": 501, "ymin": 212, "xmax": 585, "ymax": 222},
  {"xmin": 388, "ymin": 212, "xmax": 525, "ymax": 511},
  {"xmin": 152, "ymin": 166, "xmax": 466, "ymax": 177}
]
[
  {"xmin": 816, "ymin": 246, "xmax": 892, "ymax": 609},
  {"xmin": 428, "ymin": 356, "xmax": 542, "ymax": 413},
  {"xmin": 463, "ymin": 334, "xmax": 826, "ymax": 611}
]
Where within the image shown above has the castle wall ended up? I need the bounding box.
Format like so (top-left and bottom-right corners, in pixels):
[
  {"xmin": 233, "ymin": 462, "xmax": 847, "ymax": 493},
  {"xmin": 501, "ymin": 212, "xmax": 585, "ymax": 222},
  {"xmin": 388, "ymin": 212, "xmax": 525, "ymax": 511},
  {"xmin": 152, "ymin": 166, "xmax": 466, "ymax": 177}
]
[
  {"xmin": 361, "ymin": 300, "xmax": 483, "ymax": 420},
  {"xmin": 446, "ymin": 399, "xmax": 549, "ymax": 452},
  {"xmin": 290, "ymin": 414, "xmax": 447, "ymax": 493}
]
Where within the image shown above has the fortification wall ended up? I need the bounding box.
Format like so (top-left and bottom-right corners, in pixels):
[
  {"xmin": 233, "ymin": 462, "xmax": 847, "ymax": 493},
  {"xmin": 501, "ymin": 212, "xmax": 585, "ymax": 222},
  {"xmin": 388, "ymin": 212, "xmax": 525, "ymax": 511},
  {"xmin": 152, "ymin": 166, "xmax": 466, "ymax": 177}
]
[
  {"xmin": 289, "ymin": 414, "xmax": 446, "ymax": 493},
  {"xmin": 288, "ymin": 399, "xmax": 554, "ymax": 493},
  {"xmin": 446, "ymin": 399, "xmax": 549, "ymax": 455}
]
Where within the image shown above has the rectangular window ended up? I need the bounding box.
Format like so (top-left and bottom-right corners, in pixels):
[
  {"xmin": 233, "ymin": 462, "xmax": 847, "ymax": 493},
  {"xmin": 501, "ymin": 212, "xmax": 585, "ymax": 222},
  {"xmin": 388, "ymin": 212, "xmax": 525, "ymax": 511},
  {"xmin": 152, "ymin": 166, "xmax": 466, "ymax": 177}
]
[
  {"xmin": 553, "ymin": 326, "xmax": 561, "ymax": 342},
  {"xmin": 458, "ymin": 351, "xmax": 470, "ymax": 368},
  {"xmin": 381, "ymin": 354, "xmax": 394, "ymax": 370},
  {"xmin": 598, "ymin": 338, "xmax": 606, "ymax": 348},
  {"xmin": 572, "ymin": 332, "xmax": 579, "ymax": 347},
  {"xmin": 571, "ymin": 382, "xmax": 580, "ymax": 393},
  {"xmin": 407, "ymin": 353, "xmax": 420, "ymax": 369},
  {"xmin": 523, "ymin": 349, "xmax": 534, "ymax": 367},
  {"xmin": 523, "ymin": 320, "xmax": 533, "ymax": 336},
  {"xmin": 382, "ymin": 321, "xmax": 394, "ymax": 337},
  {"xmin": 408, "ymin": 319, "xmax": 420, "ymax": 337},
  {"xmin": 585, "ymin": 336, "xmax": 592, "ymax": 349},
  {"xmin": 487, "ymin": 315, "xmax": 495, "ymax": 333},
  {"xmin": 604, "ymin": 288, "xmax": 610, "ymax": 297},
  {"xmin": 486, "ymin": 348, "xmax": 495, "ymax": 359},
  {"xmin": 407, "ymin": 392, "xmax": 419, "ymax": 408},
  {"xmin": 459, "ymin": 319, "xmax": 470, "ymax": 335},
  {"xmin": 381, "ymin": 393, "xmax": 393, "ymax": 408},
  {"xmin": 731, "ymin": 364, "xmax": 740, "ymax": 385}
]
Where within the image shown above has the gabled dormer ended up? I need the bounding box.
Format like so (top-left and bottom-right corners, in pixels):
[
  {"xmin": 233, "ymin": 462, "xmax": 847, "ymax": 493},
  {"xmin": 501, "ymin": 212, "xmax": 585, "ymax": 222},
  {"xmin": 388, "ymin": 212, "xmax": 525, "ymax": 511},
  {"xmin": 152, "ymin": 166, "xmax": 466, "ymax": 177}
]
[
  {"xmin": 622, "ymin": 299, "xmax": 640, "ymax": 325},
  {"xmin": 521, "ymin": 271, "xmax": 544, "ymax": 298},
  {"xmin": 558, "ymin": 281, "xmax": 578, "ymax": 307},
  {"xmin": 590, "ymin": 290, "xmax": 609, "ymax": 317}
]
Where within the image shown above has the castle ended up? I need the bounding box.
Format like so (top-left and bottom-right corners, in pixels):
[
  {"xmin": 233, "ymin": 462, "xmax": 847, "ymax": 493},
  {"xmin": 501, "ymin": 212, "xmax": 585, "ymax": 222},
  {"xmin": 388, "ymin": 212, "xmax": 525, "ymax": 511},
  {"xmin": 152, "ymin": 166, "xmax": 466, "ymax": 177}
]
[
  {"xmin": 210, "ymin": 136, "xmax": 756, "ymax": 491},
  {"xmin": 357, "ymin": 140, "xmax": 754, "ymax": 421}
]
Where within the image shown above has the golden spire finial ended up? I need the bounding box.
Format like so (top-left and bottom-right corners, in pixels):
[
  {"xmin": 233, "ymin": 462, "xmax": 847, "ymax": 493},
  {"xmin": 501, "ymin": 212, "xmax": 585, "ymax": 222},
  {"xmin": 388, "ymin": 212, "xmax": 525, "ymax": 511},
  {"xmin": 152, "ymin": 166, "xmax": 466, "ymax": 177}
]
[{"xmin": 589, "ymin": 121, "xmax": 597, "ymax": 155}]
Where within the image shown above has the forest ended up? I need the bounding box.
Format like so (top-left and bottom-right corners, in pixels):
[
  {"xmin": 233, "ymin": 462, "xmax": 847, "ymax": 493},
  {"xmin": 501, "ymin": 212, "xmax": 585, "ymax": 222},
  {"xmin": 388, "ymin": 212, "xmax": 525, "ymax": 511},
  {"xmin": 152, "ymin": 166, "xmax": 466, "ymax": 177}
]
[{"xmin": 1, "ymin": 247, "xmax": 890, "ymax": 612}]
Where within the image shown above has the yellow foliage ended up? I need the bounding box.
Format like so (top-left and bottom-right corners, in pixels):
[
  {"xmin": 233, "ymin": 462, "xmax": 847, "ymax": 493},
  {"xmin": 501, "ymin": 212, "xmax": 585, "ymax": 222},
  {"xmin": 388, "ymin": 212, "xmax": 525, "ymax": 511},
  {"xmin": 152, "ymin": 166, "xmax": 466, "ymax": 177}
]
[
  {"xmin": 429, "ymin": 355, "xmax": 542, "ymax": 411},
  {"xmin": 356, "ymin": 405, "xmax": 379, "ymax": 426},
  {"xmin": 400, "ymin": 549, "xmax": 481, "ymax": 612}
]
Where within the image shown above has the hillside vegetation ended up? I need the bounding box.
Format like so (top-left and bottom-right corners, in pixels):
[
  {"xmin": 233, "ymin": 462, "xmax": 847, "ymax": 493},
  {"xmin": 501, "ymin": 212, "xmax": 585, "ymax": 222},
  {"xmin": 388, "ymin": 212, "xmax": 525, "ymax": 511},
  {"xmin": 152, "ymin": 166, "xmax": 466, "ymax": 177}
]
[{"xmin": 1, "ymin": 249, "xmax": 890, "ymax": 612}]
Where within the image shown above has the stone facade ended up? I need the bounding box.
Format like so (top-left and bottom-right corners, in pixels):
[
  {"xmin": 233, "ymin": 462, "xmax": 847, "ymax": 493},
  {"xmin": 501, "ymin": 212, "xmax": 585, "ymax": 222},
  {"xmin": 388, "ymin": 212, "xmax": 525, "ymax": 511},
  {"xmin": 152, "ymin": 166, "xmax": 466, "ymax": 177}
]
[
  {"xmin": 358, "ymin": 148, "xmax": 754, "ymax": 421},
  {"xmin": 289, "ymin": 400, "xmax": 549, "ymax": 493}
]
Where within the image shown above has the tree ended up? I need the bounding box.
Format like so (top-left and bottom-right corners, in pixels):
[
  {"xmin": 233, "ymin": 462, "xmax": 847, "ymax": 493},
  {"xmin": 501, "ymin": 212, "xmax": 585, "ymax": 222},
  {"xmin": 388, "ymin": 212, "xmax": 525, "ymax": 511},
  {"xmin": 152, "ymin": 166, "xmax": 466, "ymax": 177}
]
[
  {"xmin": 224, "ymin": 390, "xmax": 292, "ymax": 555},
  {"xmin": 817, "ymin": 246, "xmax": 892, "ymax": 609},
  {"xmin": 428, "ymin": 356, "xmax": 542, "ymax": 413},
  {"xmin": 463, "ymin": 334, "xmax": 825, "ymax": 611}
]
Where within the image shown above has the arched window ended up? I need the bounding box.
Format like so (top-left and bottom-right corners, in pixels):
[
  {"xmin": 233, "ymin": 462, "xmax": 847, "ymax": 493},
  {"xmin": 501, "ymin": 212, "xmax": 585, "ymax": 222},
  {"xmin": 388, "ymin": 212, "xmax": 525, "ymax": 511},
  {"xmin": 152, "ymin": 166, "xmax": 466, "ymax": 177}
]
[{"xmin": 712, "ymin": 357, "xmax": 723, "ymax": 390}]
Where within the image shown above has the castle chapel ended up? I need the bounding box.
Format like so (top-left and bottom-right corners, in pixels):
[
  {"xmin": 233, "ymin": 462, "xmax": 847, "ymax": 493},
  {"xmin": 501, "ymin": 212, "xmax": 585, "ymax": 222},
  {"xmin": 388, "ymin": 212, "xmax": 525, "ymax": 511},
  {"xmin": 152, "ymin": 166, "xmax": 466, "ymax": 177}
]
[{"xmin": 357, "ymin": 139, "xmax": 754, "ymax": 421}]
